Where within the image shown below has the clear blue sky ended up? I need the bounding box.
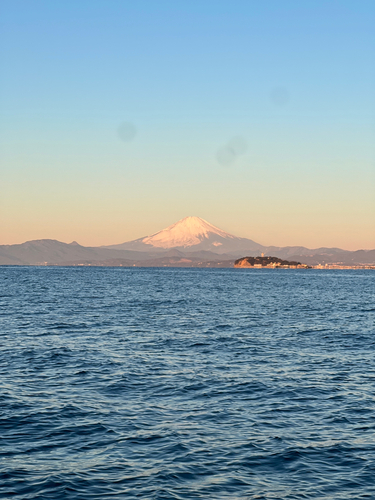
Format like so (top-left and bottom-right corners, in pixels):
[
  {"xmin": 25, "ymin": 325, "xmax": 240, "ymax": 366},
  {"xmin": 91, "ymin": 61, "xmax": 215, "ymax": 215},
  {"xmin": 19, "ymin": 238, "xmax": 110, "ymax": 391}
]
[{"xmin": 1, "ymin": 0, "xmax": 374, "ymax": 249}]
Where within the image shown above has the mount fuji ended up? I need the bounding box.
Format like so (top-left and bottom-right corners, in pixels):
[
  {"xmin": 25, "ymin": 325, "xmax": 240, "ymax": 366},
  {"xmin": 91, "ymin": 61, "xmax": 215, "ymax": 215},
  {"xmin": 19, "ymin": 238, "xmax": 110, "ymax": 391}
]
[
  {"xmin": 105, "ymin": 216, "xmax": 264, "ymax": 254},
  {"xmin": 1, "ymin": 216, "xmax": 374, "ymax": 266}
]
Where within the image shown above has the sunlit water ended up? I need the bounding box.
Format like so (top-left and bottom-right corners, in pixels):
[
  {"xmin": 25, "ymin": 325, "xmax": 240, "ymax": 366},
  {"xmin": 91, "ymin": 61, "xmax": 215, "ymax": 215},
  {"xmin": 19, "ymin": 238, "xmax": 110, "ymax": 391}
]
[{"xmin": 1, "ymin": 267, "xmax": 374, "ymax": 499}]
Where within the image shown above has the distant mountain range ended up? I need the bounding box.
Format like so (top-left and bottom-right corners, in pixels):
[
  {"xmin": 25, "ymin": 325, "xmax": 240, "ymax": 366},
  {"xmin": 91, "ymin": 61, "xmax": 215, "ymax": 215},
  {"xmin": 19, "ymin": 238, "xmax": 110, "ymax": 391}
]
[{"xmin": 1, "ymin": 216, "xmax": 374, "ymax": 267}]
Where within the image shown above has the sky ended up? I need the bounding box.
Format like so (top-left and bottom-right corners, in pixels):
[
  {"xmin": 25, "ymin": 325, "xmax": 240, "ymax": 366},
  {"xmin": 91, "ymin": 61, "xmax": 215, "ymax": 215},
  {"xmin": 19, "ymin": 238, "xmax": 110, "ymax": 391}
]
[{"xmin": 0, "ymin": 0, "xmax": 374, "ymax": 250}]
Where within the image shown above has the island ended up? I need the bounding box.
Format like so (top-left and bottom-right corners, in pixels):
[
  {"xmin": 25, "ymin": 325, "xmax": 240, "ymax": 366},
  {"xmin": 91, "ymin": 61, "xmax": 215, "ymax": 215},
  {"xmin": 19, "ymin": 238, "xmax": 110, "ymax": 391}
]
[{"xmin": 234, "ymin": 256, "xmax": 311, "ymax": 269}]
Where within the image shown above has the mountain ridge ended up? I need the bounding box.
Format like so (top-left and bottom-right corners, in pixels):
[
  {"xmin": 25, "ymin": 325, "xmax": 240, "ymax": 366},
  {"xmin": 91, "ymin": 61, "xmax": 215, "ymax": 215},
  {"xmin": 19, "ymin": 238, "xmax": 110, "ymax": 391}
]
[
  {"xmin": 104, "ymin": 216, "xmax": 263, "ymax": 254},
  {"xmin": 1, "ymin": 216, "xmax": 374, "ymax": 266}
]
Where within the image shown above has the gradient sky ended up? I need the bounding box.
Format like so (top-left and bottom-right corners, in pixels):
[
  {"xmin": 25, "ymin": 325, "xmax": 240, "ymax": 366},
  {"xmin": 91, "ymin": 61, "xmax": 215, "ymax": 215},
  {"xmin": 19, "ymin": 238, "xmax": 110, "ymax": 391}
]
[{"xmin": 1, "ymin": 0, "xmax": 374, "ymax": 250}]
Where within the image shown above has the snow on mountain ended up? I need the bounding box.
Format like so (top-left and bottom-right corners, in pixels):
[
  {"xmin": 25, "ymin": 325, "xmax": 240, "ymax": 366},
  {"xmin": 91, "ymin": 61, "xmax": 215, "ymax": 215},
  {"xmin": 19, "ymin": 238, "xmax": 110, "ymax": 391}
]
[
  {"xmin": 106, "ymin": 216, "xmax": 264, "ymax": 254},
  {"xmin": 142, "ymin": 216, "xmax": 235, "ymax": 248}
]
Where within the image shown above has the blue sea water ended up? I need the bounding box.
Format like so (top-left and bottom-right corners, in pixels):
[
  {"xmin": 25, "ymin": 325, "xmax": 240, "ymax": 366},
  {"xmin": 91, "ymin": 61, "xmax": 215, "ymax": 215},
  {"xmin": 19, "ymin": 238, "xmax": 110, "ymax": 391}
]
[{"xmin": 1, "ymin": 267, "xmax": 374, "ymax": 499}]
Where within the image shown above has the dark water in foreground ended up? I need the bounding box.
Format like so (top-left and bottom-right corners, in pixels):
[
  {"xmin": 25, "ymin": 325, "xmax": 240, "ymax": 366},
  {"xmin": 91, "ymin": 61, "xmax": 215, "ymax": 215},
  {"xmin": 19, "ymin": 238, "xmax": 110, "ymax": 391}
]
[{"xmin": 1, "ymin": 268, "xmax": 375, "ymax": 499}]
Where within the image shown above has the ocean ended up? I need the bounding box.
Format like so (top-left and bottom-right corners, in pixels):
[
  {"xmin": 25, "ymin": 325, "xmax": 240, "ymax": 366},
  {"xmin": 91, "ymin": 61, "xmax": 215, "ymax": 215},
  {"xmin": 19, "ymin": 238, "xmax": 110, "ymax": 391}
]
[{"xmin": 1, "ymin": 267, "xmax": 374, "ymax": 499}]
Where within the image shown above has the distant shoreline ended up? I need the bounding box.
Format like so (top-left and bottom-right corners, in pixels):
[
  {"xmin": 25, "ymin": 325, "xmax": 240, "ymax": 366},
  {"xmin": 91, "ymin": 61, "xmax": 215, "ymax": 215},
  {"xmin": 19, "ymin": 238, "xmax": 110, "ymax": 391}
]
[{"xmin": 0, "ymin": 264, "xmax": 374, "ymax": 270}]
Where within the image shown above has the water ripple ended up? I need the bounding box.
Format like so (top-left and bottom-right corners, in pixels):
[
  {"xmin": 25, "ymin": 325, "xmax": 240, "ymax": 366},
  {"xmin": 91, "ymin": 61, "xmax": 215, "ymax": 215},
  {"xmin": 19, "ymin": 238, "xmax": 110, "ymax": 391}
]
[{"xmin": 1, "ymin": 268, "xmax": 374, "ymax": 498}]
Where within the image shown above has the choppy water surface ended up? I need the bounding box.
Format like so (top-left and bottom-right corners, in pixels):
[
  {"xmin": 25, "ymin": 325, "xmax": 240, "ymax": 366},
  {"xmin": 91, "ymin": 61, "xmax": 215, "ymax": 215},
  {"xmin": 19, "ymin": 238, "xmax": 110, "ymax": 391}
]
[{"xmin": 1, "ymin": 268, "xmax": 375, "ymax": 499}]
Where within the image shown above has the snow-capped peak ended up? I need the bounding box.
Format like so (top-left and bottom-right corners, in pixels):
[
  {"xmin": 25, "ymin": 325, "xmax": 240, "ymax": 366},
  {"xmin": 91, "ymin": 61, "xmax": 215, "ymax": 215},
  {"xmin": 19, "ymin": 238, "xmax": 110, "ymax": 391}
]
[{"xmin": 142, "ymin": 216, "xmax": 235, "ymax": 248}]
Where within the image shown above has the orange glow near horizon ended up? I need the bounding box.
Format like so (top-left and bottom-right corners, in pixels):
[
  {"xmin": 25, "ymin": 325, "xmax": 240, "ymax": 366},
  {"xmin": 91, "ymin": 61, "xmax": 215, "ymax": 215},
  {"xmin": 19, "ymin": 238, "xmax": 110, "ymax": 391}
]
[
  {"xmin": 1, "ymin": 2, "xmax": 374, "ymax": 252},
  {"xmin": 1, "ymin": 198, "xmax": 374, "ymax": 251}
]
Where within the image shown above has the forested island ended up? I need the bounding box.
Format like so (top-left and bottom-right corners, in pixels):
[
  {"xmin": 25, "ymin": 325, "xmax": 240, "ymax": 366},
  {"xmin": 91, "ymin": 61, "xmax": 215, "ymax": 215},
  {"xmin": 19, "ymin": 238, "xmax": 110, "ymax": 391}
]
[{"xmin": 234, "ymin": 256, "xmax": 310, "ymax": 268}]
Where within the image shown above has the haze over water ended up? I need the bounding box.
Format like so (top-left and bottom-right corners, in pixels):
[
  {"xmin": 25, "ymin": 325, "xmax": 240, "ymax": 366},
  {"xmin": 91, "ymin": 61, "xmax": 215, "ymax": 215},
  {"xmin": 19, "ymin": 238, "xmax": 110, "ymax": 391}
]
[{"xmin": 1, "ymin": 267, "xmax": 374, "ymax": 499}]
